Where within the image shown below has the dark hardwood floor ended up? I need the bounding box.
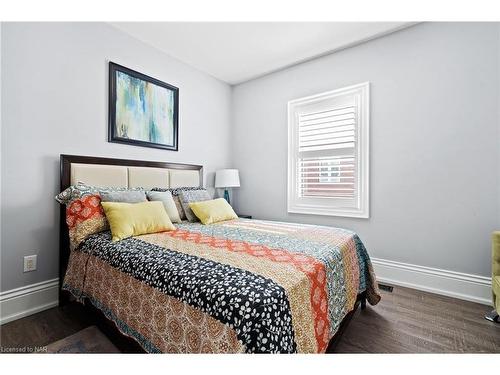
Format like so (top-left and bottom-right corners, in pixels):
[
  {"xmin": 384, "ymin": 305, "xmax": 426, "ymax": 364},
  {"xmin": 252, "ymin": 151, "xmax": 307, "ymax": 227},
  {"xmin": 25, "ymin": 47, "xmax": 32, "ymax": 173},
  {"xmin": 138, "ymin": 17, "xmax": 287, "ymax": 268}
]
[
  {"xmin": 334, "ymin": 286, "xmax": 500, "ymax": 353},
  {"xmin": 1, "ymin": 285, "xmax": 499, "ymax": 353},
  {"xmin": 0, "ymin": 302, "xmax": 94, "ymax": 352}
]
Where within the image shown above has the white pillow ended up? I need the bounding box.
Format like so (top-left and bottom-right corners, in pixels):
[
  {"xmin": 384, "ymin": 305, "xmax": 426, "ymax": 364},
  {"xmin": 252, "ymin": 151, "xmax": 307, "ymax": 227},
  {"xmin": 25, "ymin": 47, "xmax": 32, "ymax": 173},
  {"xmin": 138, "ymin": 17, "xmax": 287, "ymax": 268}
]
[{"xmin": 146, "ymin": 191, "xmax": 182, "ymax": 223}]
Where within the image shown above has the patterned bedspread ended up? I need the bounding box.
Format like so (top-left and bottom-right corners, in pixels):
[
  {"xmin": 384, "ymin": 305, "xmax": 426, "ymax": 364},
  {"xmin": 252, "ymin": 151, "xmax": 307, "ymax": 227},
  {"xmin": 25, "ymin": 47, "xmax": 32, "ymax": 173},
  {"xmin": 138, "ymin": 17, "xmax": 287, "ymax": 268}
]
[{"xmin": 63, "ymin": 218, "xmax": 380, "ymax": 353}]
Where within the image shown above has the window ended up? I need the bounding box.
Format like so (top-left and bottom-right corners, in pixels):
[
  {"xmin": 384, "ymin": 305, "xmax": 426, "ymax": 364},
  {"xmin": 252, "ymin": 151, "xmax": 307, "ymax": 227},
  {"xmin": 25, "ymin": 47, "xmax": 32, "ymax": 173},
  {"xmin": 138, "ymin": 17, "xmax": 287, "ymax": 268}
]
[
  {"xmin": 287, "ymin": 82, "xmax": 369, "ymax": 218},
  {"xmin": 318, "ymin": 160, "xmax": 341, "ymax": 184}
]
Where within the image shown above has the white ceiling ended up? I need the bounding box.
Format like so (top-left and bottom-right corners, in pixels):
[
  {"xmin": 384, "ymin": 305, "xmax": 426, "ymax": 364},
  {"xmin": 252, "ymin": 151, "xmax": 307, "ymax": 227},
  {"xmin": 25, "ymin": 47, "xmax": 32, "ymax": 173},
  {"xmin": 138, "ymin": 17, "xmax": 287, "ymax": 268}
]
[{"xmin": 110, "ymin": 22, "xmax": 415, "ymax": 85}]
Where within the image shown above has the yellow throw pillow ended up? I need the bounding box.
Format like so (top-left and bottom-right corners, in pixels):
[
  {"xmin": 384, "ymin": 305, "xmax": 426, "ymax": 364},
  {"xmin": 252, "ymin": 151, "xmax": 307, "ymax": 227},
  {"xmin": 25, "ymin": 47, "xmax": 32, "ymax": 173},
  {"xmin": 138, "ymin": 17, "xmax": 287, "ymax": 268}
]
[
  {"xmin": 101, "ymin": 201, "xmax": 175, "ymax": 241},
  {"xmin": 189, "ymin": 198, "xmax": 238, "ymax": 225}
]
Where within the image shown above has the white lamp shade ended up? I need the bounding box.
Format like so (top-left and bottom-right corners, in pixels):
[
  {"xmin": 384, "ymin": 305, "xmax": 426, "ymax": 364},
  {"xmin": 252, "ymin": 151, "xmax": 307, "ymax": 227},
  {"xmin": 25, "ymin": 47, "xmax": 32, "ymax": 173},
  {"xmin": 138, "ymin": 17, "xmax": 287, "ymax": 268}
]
[{"xmin": 215, "ymin": 169, "xmax": 240, "ymax": 188}]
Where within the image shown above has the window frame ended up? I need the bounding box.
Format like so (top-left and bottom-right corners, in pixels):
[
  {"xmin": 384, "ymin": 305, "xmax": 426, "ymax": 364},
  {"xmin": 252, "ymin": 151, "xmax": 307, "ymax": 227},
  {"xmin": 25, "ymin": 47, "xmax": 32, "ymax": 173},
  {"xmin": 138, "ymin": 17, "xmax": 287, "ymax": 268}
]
[{"xmin": 287, "ymin": 82, "xmax": 370, "ymax": 218}]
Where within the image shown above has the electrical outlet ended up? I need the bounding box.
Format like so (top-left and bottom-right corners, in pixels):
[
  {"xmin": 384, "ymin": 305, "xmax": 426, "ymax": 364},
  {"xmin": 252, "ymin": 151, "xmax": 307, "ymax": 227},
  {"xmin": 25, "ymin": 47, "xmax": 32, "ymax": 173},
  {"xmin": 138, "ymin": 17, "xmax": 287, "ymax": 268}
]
[{"xmin": 23, "ymin": 255, "xmax": 37, "ymax": 272}]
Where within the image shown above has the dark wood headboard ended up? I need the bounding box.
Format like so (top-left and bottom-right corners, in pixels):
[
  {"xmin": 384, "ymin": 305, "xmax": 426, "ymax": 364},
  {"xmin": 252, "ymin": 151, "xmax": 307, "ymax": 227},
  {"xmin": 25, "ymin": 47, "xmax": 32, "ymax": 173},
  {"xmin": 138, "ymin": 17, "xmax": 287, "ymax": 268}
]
[{"xmin": 58, "ymin": 154, "xmax": 203, "ymax": 305}]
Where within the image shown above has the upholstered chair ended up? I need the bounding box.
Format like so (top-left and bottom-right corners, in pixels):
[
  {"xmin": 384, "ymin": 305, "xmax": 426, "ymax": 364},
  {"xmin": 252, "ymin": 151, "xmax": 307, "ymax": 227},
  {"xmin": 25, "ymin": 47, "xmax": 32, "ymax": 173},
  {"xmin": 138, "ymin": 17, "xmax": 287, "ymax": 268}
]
[{"xmin": 485, "ymin": 231, "xmax": 500, "ymax": 322}]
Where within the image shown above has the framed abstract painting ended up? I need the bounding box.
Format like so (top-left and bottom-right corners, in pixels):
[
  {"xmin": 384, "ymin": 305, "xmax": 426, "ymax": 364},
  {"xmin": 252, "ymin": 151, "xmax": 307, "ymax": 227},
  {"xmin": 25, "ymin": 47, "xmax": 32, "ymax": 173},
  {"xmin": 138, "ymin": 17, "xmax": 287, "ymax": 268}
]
[{"xmin": 108, "ymin": 62, "xmax": 179, "ymax": 151}]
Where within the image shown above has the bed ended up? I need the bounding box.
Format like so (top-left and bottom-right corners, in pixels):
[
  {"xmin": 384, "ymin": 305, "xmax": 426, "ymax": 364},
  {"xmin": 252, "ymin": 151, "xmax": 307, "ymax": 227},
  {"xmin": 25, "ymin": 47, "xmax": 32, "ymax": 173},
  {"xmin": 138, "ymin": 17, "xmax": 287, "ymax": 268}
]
[{"xmin": 59, "ymin": 154, "xmax": 381, "ymax": 353}]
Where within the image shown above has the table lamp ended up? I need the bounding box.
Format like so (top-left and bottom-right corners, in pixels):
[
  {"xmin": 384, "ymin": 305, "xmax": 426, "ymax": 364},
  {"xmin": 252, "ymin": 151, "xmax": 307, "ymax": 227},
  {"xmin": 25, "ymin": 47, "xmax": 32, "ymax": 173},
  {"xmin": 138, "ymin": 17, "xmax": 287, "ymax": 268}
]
[{"xmin": 215, "ymin": 169, "xmax": 240, "ymax": 204}]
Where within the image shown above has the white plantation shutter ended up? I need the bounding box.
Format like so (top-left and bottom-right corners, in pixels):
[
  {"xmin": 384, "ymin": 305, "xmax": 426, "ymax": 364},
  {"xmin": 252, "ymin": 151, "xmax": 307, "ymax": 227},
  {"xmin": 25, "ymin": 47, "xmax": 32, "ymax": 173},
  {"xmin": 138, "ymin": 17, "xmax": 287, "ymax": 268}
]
[
  {"xmin": 298, "ymin": 104, "xmax": 356, "ymax": 199},
  {"xmin": 288, "ymin": 83, "xmax": 369, "ymax": 218},
  {"xmin": 298, "ymin": 156, "xmax": 355, "ymax": 198}
]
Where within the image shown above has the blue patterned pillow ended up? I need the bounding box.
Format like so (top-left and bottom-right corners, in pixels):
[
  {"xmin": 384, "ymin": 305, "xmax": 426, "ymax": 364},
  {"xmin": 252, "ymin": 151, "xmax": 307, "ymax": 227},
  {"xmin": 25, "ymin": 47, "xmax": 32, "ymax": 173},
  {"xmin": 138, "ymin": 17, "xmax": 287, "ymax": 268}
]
[
  {"xmin": 152, "ymin": 186, "xmax": 204, "ymax": 196},
  {"xmin": 179, "ymin": 189, "xmax": 212, "ymax": 222},
  {"xmin": 55, "ymin": 182, "xmax": 144, "ymax": 205}
]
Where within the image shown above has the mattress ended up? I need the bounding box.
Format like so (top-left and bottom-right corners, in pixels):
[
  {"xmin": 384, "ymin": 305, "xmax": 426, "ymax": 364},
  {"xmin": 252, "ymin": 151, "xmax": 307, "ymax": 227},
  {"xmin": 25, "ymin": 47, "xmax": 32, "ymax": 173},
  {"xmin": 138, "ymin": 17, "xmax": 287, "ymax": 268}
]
[{"xmin": 62, "ymin": 218, "xmax": 380, "ymax": 353}]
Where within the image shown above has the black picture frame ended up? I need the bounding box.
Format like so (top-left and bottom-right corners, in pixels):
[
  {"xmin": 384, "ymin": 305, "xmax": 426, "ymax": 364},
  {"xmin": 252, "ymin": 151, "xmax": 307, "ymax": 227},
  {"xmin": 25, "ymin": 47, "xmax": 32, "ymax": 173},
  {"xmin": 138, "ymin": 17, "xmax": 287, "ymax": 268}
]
[{"xmin": 108, "ymin": 61, "xmax": 179, "ymax": 151}]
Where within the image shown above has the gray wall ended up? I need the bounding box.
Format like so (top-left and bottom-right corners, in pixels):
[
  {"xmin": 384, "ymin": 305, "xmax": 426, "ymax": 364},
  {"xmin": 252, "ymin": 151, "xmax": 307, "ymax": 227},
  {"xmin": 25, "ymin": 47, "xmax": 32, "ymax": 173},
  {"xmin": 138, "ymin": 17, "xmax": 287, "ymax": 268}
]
[
  {"xmin": 0, "ymin": 23, "xmax": 232, "ymax": 291},
  {"xmin": 0, "ymin": 24, "xmax": 2, "ymax": 290},
  {"xmin": 1, "ymin": 22, "xmax": 499, "ymax": 293},
  {"xmin": 498, "ymin": 25, "xmax": 500, "ymax": 229},
  {"xmin": 232, "ymin": 22, "xmax": 500, "ymax": 277}
]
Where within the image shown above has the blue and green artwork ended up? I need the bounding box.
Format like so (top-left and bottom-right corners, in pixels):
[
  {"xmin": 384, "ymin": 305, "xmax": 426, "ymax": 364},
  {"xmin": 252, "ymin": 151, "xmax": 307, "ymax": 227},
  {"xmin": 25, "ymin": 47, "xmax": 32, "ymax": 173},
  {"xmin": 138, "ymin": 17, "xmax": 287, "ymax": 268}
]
[{"xmin": 109, "ymin": 63, "xmax": 178, "ymax": 151}]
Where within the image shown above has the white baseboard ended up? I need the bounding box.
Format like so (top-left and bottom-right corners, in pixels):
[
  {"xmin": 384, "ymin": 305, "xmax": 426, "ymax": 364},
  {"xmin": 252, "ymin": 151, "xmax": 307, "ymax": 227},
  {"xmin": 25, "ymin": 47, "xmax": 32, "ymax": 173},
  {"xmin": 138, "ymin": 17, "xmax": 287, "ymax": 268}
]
[
  {"xmin": 0, "ymin": 278, "xmax": 59, "ymax": 325},
  {"xmin": 372, "ymin": 258, "xmax": 492, "ymax": 306}
]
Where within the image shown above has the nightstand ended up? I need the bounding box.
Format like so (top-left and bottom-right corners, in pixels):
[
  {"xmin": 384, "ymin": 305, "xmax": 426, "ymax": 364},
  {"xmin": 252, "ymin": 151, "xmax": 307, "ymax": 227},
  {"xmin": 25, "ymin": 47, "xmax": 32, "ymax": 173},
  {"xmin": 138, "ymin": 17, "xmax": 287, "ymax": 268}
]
[{"xmin": 237, "ymin": 214, "xmax": 252, "ymax": 219}]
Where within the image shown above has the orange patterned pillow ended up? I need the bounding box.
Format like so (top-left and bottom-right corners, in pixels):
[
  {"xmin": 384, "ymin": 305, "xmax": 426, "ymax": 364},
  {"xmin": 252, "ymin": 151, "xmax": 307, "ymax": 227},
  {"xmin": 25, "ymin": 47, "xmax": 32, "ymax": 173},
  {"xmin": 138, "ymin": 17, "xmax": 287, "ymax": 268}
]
[
  {"xmin": 66, "ymin": 194, "xmax": 109, "ymax": 249},
  {"xmin": 56, "ymin": 183, "xmax": 145, "ymax": 249}
]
